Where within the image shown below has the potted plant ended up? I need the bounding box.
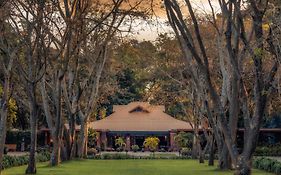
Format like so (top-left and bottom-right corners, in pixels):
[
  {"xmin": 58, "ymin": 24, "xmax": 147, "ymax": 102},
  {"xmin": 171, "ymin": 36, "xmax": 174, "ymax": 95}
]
[
  {"xmin": 115, "ymin": 137, "xmax": 126, "ymax": 152},
  {"xmin": 143, "ymin": 136, "xmax": 160, "ymax": 157},
  {"xmin": 131, "ymin": 145, "xmax": 139, "ymax": 152}
]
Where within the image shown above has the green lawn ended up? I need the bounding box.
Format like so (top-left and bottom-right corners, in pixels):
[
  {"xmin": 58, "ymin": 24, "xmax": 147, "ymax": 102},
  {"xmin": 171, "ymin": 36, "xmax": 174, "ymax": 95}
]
[{"xmin": 3, "ymin": 159, "xmax": 274, "ymax": 175}]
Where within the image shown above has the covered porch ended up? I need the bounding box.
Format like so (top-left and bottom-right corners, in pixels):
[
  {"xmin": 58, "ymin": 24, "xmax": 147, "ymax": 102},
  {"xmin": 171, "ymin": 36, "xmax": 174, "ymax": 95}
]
[{"xmin": 95, "ymin": 130, "xmax": 180, "ymax": 151}]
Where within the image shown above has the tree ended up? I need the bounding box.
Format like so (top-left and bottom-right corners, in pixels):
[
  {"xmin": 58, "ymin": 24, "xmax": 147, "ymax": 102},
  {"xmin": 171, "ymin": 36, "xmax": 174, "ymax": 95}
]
[
  {"xmin": 0, "ymin": 1, "xmax": 19, "ymax": 173},
  {"xmin": 8, "ymin": 0, "xmax": 49, "ymax": 173},
  {"xmin": 164, "ymin": 0, "xmax": 280, "ymax": 174},
  {"xmin": 174, "ymin": 131, "xmax": 193, "ymax": 149}
]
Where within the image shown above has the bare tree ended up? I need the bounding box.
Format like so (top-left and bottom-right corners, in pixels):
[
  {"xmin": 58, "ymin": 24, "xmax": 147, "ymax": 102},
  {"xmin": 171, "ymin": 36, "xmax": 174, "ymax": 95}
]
[
  {"xmin": 0, "ymin": 1, "xmax": 19, "ymax": 173},
  {"xmin": 164, "ymin": 0, "xmax": 280, "ymax": 174},
  {"xmin": 9, "ymin": 0, "xmax": 50, "ymax": 173}
]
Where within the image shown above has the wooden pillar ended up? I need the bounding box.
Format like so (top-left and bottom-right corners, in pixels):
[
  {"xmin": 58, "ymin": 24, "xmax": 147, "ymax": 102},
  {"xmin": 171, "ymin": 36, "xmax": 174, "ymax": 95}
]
[
  {"xmin": 170, "ymin": 132, "xmax": 177, "ymax": 151},
  {"xmin": 101, "ymin": 131, "xmax": 107, "ymax": 150},
  {"xmin": 96, "ymin": 132, "xmax": 101, "ymax": 148},
  {"xmin": 126, "ymin": 135, "xmax": 130, "ymax": 151}
]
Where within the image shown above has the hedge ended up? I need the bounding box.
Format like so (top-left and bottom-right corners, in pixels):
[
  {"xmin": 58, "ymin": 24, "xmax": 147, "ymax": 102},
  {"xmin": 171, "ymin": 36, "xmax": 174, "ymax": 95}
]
[
  {"xmin": 253, "ymin": 157, "xmax": 281, "ymax": 174},
  {"xmin": 2, "ymin": 151, "xmax": 50, "ymax": 170},
  {"xmin": 88, "ymin": 153, "xmax": 191, "ymax": 160},
  {"xmin": 254, "ymin": 145, "xmax": 281, "ymax": 156}
]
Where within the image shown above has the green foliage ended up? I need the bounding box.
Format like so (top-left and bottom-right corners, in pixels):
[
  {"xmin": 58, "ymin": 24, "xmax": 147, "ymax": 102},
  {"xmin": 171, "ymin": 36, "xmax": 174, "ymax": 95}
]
[
  {"xmin": 99, "ymin": 108, "xmax": 107, "ymax": 119},
  {"xmin": 94, "ymin": 153, "xmax": 187, "ymax": 160},
  {"xmin": 253, "ymin": 157, "xmax": 281, "ymax": 174},
  {"xmin": 115, "ymin": 137, "xmax": 126, "ymax": 151},
  {"xmin": 131, "ymin": 145, "xmax": 139, "ymax": 152},
  {"xmin": 174, "ymin": 132, "xmax": 193, "ymax": 149},
  {"xmin": 88, "ymin": 128, "xmax": 98, "ymax": 148},
  {"xmin": 143, "ymin": 137, "xmax": 160, "ymax": 152},
  {"xmin": 1, "ymin": 152, "xmax": 50, "ymax": 169},
  {"xmin": 102, "ymin": 153, "xmax": 132, "ymax": 159},
  {"xmin": 0, "ymin": 86, "xmax": 18, "ymax": 128},
  {"xmin": 180, "ymin": 147, "xmax": 191, "ymax": 157},
  {"xmin": 254, "ymin": 48, "xmax": 263, "ymax": 58},
  {"xmin": 254, "ymin": 144, "xmax": 281, "ymax": 156}
]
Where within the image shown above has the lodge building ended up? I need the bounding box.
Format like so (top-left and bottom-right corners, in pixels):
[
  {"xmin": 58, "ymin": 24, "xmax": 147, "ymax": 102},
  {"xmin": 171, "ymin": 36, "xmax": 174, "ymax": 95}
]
[{"xmin": 90, "ymin": 102, "xmax": 193, "ymax": 151}]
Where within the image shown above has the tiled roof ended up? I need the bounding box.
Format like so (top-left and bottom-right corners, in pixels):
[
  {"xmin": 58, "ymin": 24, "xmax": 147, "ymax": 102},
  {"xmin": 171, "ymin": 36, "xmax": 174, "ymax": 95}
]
[{"xmin": 89, "ymin": 102, "xmax": 193, "ymax": 132}]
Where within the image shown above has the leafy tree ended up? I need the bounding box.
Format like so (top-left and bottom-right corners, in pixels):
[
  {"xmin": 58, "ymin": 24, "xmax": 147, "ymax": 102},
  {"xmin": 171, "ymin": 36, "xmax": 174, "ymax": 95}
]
[{"xmin": 174, "ymin": 132, "xmax": 193, "ymax": 149}]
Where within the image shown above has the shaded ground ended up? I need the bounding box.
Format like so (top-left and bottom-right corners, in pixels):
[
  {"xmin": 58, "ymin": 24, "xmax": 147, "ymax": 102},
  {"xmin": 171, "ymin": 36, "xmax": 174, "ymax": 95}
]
[{"xmin": 3, "ymin": 159, "xmax": 274, "ymax": 175}]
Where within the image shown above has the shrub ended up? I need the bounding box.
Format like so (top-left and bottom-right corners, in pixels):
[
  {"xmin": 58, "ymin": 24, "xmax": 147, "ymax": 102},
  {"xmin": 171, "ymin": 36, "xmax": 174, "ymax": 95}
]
[
  {"xmin": 102, "ymin": 153, "xmax": 131, "ymax": 159},
  {"xmin": 254, "ymin": 144, "xmax": 281, "ymax": 156},
  {"xmin": 143, "ymin": 137, "xmax": 160, "ymax": 152},
  {"xmin": 253, "ymin": 157, "xmax": 281, "ymax": 174},
  {"xmin": 36, "ymin": 151, "xmax": 51, "ymax": 162},
  {"xmin": 89, "ymin": 153, "xmax": 191, "ymax": 160},
  {"xmin": 131, "ymin": 145, "xmax": 139, "ymax": 152},
  {"xmin": 1, "ymin": 152, "xmax": 51, "ymax": 170},
  {"xmin": 115, "ymin": 137, "xmax": 126, "ymax": 151},
  {"xmin": 174, "ymin": 132, "xmax": 193, "ymax": 149},
  {"xmin": 180, "ymin": 147, "xmax": 190, "ymax": 157},
  {"xmin": 87, "ymin": 148, "xmax": 98, "ymax": 156}
]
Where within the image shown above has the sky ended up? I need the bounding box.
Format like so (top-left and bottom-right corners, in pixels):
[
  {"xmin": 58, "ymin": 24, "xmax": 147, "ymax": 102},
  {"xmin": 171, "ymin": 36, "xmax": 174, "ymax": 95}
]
[{"xmin": 122, "ymin": 0, "xmax": 221, "ymax": 40}]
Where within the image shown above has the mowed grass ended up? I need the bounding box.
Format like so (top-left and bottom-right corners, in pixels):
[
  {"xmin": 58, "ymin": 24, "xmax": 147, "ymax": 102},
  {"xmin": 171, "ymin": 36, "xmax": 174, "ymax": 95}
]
[{"xmin": 3, "ymin": 159, "xmax": 274, "ymax": 175}]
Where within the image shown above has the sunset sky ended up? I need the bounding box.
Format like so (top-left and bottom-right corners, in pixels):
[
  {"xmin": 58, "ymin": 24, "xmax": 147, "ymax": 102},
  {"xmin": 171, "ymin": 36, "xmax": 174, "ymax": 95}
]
[{"xmin": 122, "ymin": 0, "xmax": 221, "ymax": 40}]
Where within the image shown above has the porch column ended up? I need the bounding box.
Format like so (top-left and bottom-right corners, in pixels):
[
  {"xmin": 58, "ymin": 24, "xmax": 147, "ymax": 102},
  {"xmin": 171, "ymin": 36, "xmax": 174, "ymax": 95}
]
[
  {"xmin": 169, "ymin": 131, "xmax": 177, "ymax": 151},
  {"xmin": 101, "ymin": 131, "xmax": 107, "ymax": 150},
  {"xmin": 96, "ymin": 132, "xmax": 101, "ymax": 148},
  {"xmin": 126, "ymin": 135, "xmax": 131, "ymax": 151}
]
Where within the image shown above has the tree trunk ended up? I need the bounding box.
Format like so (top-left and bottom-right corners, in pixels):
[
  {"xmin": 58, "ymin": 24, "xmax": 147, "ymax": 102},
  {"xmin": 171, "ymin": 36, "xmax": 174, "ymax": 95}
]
[
  {"xmin": 50, "ymin": 121, "xmax": 64, "ymax": 166},
  {"xmin": 235, "ymin": 124, "xmax": 261, "ymax": 175},
  {"xmin": 219, "ymin": 144, "xmax": 231, "ymax": 170},
  {"xmin": 26, "ymin": 84, "xmax": 38, "ymax": 174},
  {"xmin": 198, "ymin": 139, "xmax": 204, "ymax": 163},
  {"xmin": 77, "ymin": 119, "xmax": 88, "ymax": 158},
  {"xmin": 0, "ymin": 78, "xmax": 10, "ymax": 174},
  {"xmin": 40, "ymin": 76, "xmax": 64, "ymax": 166},
  {"xmin": 191, "ymin": 134, "xmax": 198, "ymax": 159},
  {"xmin": 63, "ymin": 123, "xmax": 77, "ymax": 160},
  {"xmin": 208, "ymin": 138, "xmax": 214, "ymax": 166},
  {"xmin": 0, "ymin": 108, "xmax": 8, "ymax": 173},
  {"xmin": 50, "ymin": 137, "xmax": 61, "ymax": 166},
  {"xmin": 235, "ymin": 156, "xmax": 251, "ymax": 175}
]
